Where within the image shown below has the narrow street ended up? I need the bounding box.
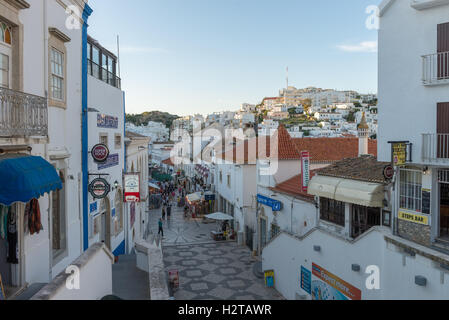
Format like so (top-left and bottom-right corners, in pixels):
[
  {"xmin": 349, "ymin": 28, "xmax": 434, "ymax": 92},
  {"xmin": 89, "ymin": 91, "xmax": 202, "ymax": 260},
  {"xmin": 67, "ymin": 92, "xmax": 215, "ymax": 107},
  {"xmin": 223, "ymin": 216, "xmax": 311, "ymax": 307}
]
[{"xmin": 148, "ymin": 200, "xmax": 284, "ymax": 300}]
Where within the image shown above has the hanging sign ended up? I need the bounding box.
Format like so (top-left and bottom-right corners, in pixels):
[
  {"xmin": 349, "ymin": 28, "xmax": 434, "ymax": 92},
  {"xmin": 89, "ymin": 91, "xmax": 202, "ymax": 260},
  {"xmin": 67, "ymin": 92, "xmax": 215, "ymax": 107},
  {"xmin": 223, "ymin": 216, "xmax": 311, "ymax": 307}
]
[
  {"xmin": 392, "ymin": 142, "xmax": 407, "ymax": 166},
  {"xmin": 383, "ymin": 165, "xmax": 394, "ymax": 180},
  {"xmin": 88, "ymin": 178, "xmax": 111, "ymax": 199},
  {"xmin": 124, "ymin": 173, "xmax": 141, "ymax": 202},
  {"xmin": 91, "ymin": 144, "xmax": 110, "ymax": 163},
  {"xmin": 257, "ymin": 194, "xmax": 283, "ymax": 212},
  {"xmin": 301, "ymin": 151, "xmax": 310, "ymax": 192}
]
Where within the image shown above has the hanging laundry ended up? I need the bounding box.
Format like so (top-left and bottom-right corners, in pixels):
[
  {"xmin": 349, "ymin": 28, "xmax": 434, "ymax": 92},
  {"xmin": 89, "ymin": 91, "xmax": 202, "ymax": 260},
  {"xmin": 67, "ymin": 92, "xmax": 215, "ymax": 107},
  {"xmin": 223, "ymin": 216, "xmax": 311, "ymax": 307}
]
[
  {"xmin": 0, "ymin": 205, "xmax": 8, "ymax": 240},
  {"xmin": 28, "ymin": 198, "xmax": 42, "ymax": 235},
  {"xmin": 7, "ymin": 207, "xmax": 18, "ymax": 264}
]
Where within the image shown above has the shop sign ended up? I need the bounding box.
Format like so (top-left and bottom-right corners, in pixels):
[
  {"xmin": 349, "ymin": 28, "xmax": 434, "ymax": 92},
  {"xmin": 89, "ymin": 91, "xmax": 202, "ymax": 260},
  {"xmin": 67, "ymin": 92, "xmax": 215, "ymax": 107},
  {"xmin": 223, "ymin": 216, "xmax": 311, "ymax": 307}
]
[
  {"xmin": 398, "ymin": 211, "xmax": 429, "ymax": 226},
  {"xmin": 300, "ymin": 266, "xmax": 312, "ymax": 295},
  {"xmin": 257, "ymin": 194, "xmax": 283, "ymax": 212},
  {"xmin": 91, "ymin": 144, "xmax": 109, "ymax": 163},
  {"xmin": 392, "ymin": 143, "xmax": 407, "ymax": 166},
  {"xmin": 205, "ymin": 194, "xmax": 215, "ymax": 201},
  {"xmin": 88, "ymin": 178, "xmax": 111, "ymax": 199},
  {"xmin": 89, "ymin": 201, "xmax": 98, "ymax": 214},
  {"xmin": 301, "ymin": 151, "xmax": 310, "ymax": 192},
  {"xmin": 383, "ymin": 165, "xmax": 395, "ymax": 180},
  {"xmin": 98, "ymin": 154, "xmax": 119, "ymax": 170},
  {"xmin": 124, "ymin": 173, "xmax": 141, "ymax": 202},
  {"xmin": 312, "ymin": 263, "xmax": 361, "ymax": 300},
  {"xmin": 97, "ymin": 113, "xmax": 118, "ymax": 129},
  {"xmin": 264, "ymin": 270, "xmax": 275, "ymax": 288}
]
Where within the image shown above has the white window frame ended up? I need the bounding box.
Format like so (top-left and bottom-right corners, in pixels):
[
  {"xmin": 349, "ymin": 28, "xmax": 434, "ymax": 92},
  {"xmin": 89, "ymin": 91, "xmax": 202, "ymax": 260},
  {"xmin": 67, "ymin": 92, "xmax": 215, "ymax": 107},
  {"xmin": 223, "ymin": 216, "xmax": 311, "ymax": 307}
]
[
  {"xmin": 50, "ymin": 48, "xmax": 64, "ymax": 101},
  {"xmin": 399, "ymin": 169, "xmax": 423, "ymax": 213}
]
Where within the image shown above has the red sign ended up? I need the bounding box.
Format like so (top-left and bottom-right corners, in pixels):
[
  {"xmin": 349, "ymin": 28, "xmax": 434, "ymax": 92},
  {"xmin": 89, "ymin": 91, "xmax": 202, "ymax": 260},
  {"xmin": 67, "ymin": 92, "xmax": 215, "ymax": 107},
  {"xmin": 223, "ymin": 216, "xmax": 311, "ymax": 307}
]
[
  {"xmin": 91, "ymin": 144, "xmax": 110, "ymax": 163},
  {"xmin": 88, "ymin": 178, "xmax": 111, "ymax": 199},
  {"xmin": 301, "ymin": 151, "xmax": 310, "ymax": 193},
  {"xmin": 124, "ymin": 173, "xmax": 141, "ymax": 202},
  {"xmin": 383, "ymin": 165, "xmax": 394, "ymax": 180}
]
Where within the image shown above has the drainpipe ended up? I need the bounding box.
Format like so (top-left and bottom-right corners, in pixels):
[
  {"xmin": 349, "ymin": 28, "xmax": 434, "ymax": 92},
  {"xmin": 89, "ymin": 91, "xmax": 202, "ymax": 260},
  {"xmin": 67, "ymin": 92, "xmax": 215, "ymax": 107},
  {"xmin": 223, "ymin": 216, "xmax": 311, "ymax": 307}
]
[{"xmin": 81, "ymin": 4, "xmax": 93, "ymax": 251}]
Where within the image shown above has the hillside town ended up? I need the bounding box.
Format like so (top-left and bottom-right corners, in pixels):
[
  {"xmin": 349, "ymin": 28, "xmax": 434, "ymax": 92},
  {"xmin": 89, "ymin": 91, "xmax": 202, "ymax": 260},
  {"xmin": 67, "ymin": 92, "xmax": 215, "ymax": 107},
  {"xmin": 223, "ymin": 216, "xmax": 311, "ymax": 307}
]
[{"xmin": 0, "ymin": 0, "xmax": 449, "ymax": 304}]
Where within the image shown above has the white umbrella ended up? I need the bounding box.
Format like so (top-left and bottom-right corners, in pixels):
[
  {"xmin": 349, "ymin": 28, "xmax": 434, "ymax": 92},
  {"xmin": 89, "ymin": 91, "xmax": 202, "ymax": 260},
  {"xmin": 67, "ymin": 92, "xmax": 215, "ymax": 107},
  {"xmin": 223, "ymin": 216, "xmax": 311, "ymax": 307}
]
[
  {"xmin": 186, "ymin": 192, "xmax": 202, "ymax": 202},
  {"xmin": 205, "ymin": 212, "xmax": 234, "ymax": 221},
  {"xmin": 148, "ymin": 182, "xmax": 160, "ymax": 190}
]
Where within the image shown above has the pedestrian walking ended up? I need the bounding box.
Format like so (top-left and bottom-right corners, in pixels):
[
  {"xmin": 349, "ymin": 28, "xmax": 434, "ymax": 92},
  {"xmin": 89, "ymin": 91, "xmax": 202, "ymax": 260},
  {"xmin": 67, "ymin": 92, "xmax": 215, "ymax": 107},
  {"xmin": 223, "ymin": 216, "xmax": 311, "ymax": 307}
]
[
  {"xmin": 158, "ymin": 218, "xmax": 164, "ymax": 237},
  {"xmin": 162, "ymin": 206, "xmax": 166, "ymax": 220},
  {"xmin": 167, "ymin": 204, "xmax": 172, "ymax": 220}
]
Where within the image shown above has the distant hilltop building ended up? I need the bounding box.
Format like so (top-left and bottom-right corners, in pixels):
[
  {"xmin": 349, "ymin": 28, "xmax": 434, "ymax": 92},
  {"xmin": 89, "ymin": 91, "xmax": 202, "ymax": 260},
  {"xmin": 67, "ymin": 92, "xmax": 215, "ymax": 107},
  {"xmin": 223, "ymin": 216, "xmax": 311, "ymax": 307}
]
[{"xmin": 126, "ymin": 121, "xmax": 169, "ymax": 142}]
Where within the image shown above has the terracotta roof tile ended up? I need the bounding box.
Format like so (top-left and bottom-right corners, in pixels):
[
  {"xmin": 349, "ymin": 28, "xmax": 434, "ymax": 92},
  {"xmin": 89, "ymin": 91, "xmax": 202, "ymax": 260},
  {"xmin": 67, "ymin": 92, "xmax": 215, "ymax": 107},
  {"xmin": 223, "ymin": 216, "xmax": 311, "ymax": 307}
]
[
  {"xmin": 315, "ymin": 155, "xmax": 390, "ymax": 184},
  {"xmin": 162, "ymin": 158, "xmax": 174, "ymax": 166},
  {"xmin": 292, "ymin": 137, "xmax": 377, "ymax": 162},
  {"xmin": 271, "ymin": 171, "xmax": 316, "ymax": 201}
]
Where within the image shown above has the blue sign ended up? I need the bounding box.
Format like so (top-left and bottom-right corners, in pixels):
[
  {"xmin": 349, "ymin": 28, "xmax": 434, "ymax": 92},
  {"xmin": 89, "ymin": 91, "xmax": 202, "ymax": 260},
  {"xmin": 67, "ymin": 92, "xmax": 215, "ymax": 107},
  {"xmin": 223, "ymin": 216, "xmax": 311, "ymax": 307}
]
[
  {"xmin": 89, "ymin": 202, "xmax": 98, "ymax": 214},
  {"xmin": 301, "ymin": 266, "xmax": 312, "ymax": 294},
  {"xmin": 97, "ymin": 114, "xmax": 119, "ymax": 129},
  {"xmin": 98, "ymin": 154, "xmax": 119, "ymax": 170},
  {"xmin": 257, "ymin": 194, "xmax": 283, "ymax": 211}
]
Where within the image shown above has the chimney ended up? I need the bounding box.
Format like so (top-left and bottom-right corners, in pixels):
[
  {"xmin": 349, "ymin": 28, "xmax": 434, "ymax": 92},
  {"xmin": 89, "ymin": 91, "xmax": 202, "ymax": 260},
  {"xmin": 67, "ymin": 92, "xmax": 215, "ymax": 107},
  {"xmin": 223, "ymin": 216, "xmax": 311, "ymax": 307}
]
[{"xmin": 357, "ymin": 112, "xmax": 369, "ymax": 157}]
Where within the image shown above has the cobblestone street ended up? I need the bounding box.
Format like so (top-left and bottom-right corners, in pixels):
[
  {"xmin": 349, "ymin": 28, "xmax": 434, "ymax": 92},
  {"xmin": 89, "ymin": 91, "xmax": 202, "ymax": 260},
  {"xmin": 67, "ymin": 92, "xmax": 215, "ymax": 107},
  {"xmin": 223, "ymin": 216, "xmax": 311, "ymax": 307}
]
[{"xmin": 148, "ymin": 199, "xmax": 284, "ymax": 300}]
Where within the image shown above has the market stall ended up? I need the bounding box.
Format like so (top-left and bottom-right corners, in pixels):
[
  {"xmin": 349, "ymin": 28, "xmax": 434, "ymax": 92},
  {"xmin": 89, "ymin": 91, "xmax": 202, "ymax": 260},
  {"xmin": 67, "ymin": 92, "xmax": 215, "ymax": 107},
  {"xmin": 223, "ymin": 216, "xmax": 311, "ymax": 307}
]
[
  {"xmin": 205, "ymin": 212, "xmax": 235, "ymax": 241},
  {"xmin": 186, "ymin": 192, "xmax": 202, "ymax": 218}
]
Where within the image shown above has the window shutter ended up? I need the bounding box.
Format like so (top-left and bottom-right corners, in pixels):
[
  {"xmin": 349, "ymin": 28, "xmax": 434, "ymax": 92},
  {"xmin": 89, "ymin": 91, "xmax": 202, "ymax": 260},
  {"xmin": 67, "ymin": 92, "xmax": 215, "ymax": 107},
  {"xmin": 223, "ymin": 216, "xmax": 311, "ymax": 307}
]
[
  {"xmin": 438, "ymin": 23, "xmax": 449, "ymax": 53},
  {"xmin": 437, "ymin": 103, "xmax": 449, "ymax": 159}
]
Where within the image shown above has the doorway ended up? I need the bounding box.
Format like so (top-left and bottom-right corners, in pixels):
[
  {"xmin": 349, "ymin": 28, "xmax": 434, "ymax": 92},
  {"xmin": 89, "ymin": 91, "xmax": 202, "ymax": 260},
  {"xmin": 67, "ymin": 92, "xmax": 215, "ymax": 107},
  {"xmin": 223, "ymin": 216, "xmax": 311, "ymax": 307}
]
[
  {"xmin": 440, "ymin": 183, "xmax": 449, "ymax": 239},
  {"xmin": 100, "ymin": 198, "xmax": 111, "ymax": 251},
  {"xmin": 0, "ymin": 204, "xmax": 23, "ymax": 299}
]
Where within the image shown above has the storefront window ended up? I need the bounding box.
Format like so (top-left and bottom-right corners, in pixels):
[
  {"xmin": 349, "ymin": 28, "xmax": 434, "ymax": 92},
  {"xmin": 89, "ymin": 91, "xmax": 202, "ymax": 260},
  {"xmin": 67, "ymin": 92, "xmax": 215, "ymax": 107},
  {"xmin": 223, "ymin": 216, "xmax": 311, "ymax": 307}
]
[
  {"xmin": 320, "ymin": 198, "xmax": 345, "ymax": 227},
  {"xmin": 399, "ymin": 169, "xmax": 422, "ymax": 213},
  {"xmin": 351, "ymin": 205, "xmax": 381, "ymax": 238}
]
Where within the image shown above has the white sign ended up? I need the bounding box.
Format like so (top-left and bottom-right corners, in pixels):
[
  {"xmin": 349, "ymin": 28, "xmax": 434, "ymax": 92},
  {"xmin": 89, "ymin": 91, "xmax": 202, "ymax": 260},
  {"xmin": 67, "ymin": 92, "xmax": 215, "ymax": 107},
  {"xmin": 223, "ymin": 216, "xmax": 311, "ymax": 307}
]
[
  {"xmin": 301, "ymin": 151, "xmax": 310, "ymax": 192},
  {"xmin": 124, "ymin": 173, "xmax": 141, "ymax": 202}
]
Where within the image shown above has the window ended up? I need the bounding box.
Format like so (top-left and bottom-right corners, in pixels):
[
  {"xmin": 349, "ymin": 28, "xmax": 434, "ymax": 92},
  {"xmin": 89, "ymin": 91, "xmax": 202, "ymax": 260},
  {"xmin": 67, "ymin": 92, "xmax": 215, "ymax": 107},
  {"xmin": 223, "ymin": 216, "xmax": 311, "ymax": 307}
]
[
  {"xmin": 351, "ymin": 205, "xmax": 381, "ymax": 238},
  {"xmin": 0, "ymin": 53, "xmax": 9, "ymax": 88},
  {"xmin": 50, "ymin": 48, "xmax": 64, "ymax": 100},
  {"xmin": 399, "ymin": 169, "xmax": 422, "ymax": 212},
  {"xmin": 320, "ymin": 198, "xmax": 345, "ymax": 227},
  {"xmin": 227, "ymin": 174, "xmax": 231, "ymax": 188},
  {"xmin": 219, "ymin": 171, "xmax": 222, "ymax": 183},
  {"xmin": 115, "ymin": 134, "xmax": 122, "ymax": 149},
  {"xmin": 270, "ymin": 224, "xmax": 281, "ymax": 240},
  {"xmin": 0, "ymin": 22, "xmax": 12, "ymax": 45},
  {"xmin": 52, "ymin": 170, "xmax": 67, "ymax": 262},
  {"xmin": 100, "ymin": 133, "xmax": 108, "ymax": 147}
]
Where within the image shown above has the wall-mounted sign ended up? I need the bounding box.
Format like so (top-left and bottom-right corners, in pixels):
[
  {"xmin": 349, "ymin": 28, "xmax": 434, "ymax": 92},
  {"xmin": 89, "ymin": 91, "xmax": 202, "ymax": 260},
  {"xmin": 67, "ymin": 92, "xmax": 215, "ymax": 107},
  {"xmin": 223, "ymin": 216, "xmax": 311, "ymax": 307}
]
[
  {"xmin": 301, "ymin": 151, "xmax": 310, "ymax": 192},
  {"xmin": 97, "ymin": 114, "xmax": 119, "ymax": 129},
  {"xmin": 264, "ymin": 270, "xmax": 275, "ymax": 288},
  {"xmin": 383, "ymin": 165, "xmax": 395, "ymax": 180},
  {"xmin": 398, "ymin": 211, "xmax": 429, "ymax": 226},
  {"xmin": 89, "ymin": 202, "xmax": 98, "ymax": 214},
  {"xmin": 124, "ymin": 173, "xmax": 141, "ymax": 202},
  {"xmin": 88, "ymin": 178, "xmax": 111, "ymax": 199},
  {"xmin": 312, "ymin": 263, "xmax": 361, "ymax": 300},
  {"xmin": 98, "ymin": 154, "xmax": 119, "ymax": 170},
  {"xmin": 257, "ymin": 194, "xmax": 283, "ymax": 212},
  {"xmin": 422, "ymin": 189, "xmax": 431, "ymax": 215},
  {"xmin": 91, "ymin": 144, "xmax": 109, "ymax": 163},
  {"xmin": 300, "ymin": 266, "xmax": 312, "ymax": 295}
]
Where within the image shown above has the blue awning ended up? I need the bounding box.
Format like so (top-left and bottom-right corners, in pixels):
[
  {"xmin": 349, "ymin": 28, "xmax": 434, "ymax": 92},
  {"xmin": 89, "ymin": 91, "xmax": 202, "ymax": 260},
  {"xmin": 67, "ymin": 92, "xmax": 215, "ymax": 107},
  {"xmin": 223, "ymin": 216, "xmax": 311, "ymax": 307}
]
[{"xmin": 0, "ymin": 155, "xmax": 63, "ymax": 206}]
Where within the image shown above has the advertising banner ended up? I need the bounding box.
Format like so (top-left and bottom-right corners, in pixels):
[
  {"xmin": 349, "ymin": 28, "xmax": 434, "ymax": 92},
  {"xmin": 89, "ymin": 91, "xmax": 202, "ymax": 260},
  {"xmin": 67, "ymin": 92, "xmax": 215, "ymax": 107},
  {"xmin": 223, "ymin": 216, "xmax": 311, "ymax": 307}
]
[
  {"xmin": 124, "ymin": 173, "xmax": 141, "ymax": 202},
  {"xmin": 311, "ymin": 263, "xmax": 362, "ymax": 300},
  {"xmin": 301, "ymin": 151, "xmax": 310, "ymax": 192}
]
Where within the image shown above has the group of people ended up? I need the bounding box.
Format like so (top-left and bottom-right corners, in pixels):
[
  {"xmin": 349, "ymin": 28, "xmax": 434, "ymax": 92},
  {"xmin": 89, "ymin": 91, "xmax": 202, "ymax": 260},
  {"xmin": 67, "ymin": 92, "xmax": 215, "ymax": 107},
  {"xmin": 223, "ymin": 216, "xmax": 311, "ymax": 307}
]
[{"xmin": 157, "ymin": 179, "xmax": 188, "ymax": 238}]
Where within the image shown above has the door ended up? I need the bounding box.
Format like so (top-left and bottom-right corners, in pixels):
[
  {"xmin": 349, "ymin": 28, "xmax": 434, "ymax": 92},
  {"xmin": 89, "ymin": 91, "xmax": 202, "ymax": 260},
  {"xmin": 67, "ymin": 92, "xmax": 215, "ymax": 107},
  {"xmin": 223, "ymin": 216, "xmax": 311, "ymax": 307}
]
[
  {"xmin": 99, "ymin": 198, "xmax": 111, "ymax": 250},
  {"xmin": 440, "ymin": 183, "xmax": 449, "ymax": 239},
  {"xmin": 437, "ymin": 103, "xmax": 449, "ymax": 159},
  {"xmin": 437, "ymin": 23, "xmax": 449, "ymax": 79},
  {"xmin": 260, "ymin": 218, "xmax": 267, "ymax": 250}
]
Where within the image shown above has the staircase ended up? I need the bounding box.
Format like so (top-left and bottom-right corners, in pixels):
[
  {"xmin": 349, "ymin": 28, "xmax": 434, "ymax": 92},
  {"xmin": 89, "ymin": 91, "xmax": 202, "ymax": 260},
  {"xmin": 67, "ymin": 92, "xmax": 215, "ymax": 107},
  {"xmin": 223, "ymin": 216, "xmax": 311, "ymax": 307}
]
[
  {"xmin": 252, "ymin": 261, "xmax": 264, "ymax": 279},
  {"xmin": 431, "ymin": 238, "xmax": 449, "ymax": 255}
]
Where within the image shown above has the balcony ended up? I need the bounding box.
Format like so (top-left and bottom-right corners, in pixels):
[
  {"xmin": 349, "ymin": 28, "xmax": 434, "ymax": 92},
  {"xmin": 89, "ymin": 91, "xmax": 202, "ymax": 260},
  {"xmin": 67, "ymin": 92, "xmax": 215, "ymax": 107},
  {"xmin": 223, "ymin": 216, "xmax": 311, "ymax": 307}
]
[
  {"xmin": 88, "ymin": 60, "xmax": 121, "ymax": 89},
  {"xmin": 422, "ymin": 51, "xmax": 449, "ymax": 86},
  {"xmin": 0, "ymin": 87, "xmax": 48, "ymax": 137},
  {"xmin": 422, "ymin": 133, "xmax": 449, "ymax": 163}
]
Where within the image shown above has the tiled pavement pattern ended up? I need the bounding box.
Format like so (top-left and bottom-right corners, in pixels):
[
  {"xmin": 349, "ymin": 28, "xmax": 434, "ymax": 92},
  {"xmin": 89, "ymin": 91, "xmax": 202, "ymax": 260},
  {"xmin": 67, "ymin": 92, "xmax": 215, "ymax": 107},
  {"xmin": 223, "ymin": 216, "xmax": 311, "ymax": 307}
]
[
  {"xmin": 148, "ymin": 201, "xmax": 217, "ymax": 245},
  {"xmin": 163, "ymin": 242, "xmax": 284, "ymax": 300}
]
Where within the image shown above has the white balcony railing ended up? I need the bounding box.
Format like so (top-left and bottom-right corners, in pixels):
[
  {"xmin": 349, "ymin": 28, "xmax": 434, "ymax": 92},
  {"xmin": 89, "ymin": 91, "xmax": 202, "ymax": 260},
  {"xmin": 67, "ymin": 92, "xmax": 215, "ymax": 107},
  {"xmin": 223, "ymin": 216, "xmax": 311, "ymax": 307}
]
[
  {"xmin": 422, "ymin": 51, "xmax": 449, "ymax": 85},
  {"xmin": 0, "ymin": 86, "xmax": 48, "ymax": 137},
  {"xmin": 422, "ymin": 133, "xmax": 449, "ymax": 163}
]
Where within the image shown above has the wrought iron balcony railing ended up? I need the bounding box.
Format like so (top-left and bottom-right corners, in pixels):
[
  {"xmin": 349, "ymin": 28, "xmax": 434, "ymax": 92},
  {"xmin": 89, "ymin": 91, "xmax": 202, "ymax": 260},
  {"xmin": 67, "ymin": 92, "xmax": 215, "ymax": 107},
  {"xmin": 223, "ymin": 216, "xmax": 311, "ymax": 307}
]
[
  {"xmin": 422, "ymin": 51, "xmax": 449, "ymax": 85},
  {"xmin": 422, "ymin": 133, "xmax": 449, "ymax": 163},
  {"xmin": 0, "ymin": 86, "xmax": 48, "ymax": 137}
]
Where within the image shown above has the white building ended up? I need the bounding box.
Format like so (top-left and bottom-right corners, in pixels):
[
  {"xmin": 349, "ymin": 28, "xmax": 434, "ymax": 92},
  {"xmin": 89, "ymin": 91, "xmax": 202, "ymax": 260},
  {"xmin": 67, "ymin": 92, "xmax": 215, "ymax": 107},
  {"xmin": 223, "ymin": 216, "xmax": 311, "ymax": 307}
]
[
  {"xmin": 125, "ymin": 131, "xmax": 150, "ymax": 253},
  {"xmin": 0, "ymin": 0, "xmax": 113, "ymax": 300},
  {"xmin": 86, "ymin": 35, "xmax": 126, "ymax": 257},
  {"xmin": 126, "ymin": 121, "xmax": 168, "ymax": 143}
]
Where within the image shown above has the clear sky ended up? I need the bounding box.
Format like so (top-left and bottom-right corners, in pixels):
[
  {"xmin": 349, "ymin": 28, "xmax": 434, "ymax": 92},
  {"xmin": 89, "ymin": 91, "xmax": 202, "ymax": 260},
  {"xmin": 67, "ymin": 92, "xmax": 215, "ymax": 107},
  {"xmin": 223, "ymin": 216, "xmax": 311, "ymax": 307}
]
[{"xmin": 88, "ymin": 0, "xmax": 382, "ymax": 116}]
